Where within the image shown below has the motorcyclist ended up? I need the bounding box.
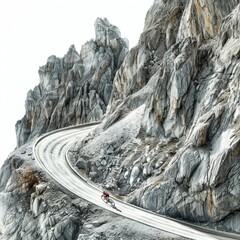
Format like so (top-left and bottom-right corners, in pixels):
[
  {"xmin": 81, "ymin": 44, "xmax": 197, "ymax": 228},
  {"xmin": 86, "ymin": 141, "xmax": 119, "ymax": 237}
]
[{"xmin": 102, "ymin": 191, "xmax": 110, "ymax": 202}]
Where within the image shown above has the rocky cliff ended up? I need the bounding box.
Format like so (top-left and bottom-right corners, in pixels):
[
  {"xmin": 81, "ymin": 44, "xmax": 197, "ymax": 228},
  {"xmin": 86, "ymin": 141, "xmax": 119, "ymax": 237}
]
[
  {"xmin": 70, "ymin": 0, "xmax": 240, "ymax": 233},
  {"xmin": 1, "ymin": 0, "xmax": 240, "ymax": 239}
]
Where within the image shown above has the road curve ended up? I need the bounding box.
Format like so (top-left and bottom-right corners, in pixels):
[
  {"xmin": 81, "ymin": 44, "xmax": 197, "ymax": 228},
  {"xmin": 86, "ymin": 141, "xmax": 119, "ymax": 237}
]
[{"xmin": 33, "ymin": 123, "xmax": 240, "ymax": 240}]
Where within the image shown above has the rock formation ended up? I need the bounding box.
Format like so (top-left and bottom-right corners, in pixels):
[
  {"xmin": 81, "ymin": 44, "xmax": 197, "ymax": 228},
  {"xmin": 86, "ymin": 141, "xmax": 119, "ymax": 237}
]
[
  {"xmin": 15, "ymin": 18, "xmax": 128, "ymax": 147},
  {"xmin": 1, "ymin": 0, "xmax": 240, "ymax": 239},
  {"xmin": 70, "ymin": 0, "xmax": 240, "ymax": 234}
]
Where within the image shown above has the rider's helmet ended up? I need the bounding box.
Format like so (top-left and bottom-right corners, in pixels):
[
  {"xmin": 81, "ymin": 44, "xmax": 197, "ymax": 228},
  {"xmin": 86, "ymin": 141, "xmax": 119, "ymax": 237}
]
[{"xmin": 103, "ymin": 190, "xmax": 109, "ymax": 196}]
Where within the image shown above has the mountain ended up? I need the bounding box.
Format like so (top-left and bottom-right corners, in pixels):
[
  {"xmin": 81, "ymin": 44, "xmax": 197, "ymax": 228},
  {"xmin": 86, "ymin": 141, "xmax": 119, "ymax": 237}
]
[
  {"xmin": 1, "ymin": 0, "xmax": 240, "ymax": 239},
  {"xmin": 15, "ymin": 17, "xmax": 128, "ymax": 148}
]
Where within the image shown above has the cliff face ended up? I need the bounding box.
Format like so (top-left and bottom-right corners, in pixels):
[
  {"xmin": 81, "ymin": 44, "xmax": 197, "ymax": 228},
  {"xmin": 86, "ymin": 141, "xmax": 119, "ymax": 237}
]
[
  {"xmin": 139, "ymin": 1, "xmax": 240, "ymax": 226},
  {"xmin": 71, "ymin": 0, "xmax": 240, "ymax": 233},
  {"xmin": 1, "ymin": 0, "xmax": 240, "ymax": 239}
]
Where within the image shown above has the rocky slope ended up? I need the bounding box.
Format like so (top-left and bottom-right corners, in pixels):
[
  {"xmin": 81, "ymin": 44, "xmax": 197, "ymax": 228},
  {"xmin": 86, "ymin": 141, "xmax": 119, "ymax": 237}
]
[
  {"xmin": 0, "ymin": 15, "xmax": 184, "ymax": 240},
  {"xmin": 70, "ymin": 0, "xmax": 240, "ymax": 234},
  {"xmin": 1, "ymin": 0, "xmax": 240, "ymax": 239}
]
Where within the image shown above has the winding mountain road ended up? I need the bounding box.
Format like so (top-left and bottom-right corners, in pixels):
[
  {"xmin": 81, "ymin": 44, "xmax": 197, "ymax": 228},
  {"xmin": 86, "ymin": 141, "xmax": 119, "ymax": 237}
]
[{"xmin": 33, "ymin": 123, "xmax": 240, "ymax": 240}]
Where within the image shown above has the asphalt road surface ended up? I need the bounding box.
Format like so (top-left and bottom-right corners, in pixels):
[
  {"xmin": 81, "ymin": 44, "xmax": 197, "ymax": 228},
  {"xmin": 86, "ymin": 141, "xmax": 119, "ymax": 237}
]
[{"xmin": 33, "ymin": 123, "xmax": 240, "ymax": 240}]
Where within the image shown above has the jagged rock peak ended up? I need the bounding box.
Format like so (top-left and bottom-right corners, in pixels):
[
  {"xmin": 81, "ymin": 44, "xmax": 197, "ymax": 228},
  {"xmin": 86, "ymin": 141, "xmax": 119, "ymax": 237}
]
[
  {"xmin": 15, "ymin": 18, "xmax": 129, "ymax": 147},
  {"xmin": 64, "ymin": 44, "xmax": 80, "ymax": 64},
  {"xmin": 94, "ymin": 17, "xmax": 125, "ymax": 48}
]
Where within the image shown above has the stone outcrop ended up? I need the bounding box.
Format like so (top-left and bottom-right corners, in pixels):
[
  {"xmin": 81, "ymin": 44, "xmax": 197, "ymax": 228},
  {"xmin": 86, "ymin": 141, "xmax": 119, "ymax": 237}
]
[
  {"xmin": 0, "ymin": 144, "xmax": 83, "ymax": 240},
  {"xmin": 15, "ymin": 18, "xmax": 128, "ymax": 147}
]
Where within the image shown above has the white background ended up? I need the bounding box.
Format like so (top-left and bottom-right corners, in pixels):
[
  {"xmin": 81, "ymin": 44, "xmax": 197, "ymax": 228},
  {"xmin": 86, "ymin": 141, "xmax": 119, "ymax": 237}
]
[{"xmin": 0, "ymin": 0, "xmax": 153, "ymax": 167}]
